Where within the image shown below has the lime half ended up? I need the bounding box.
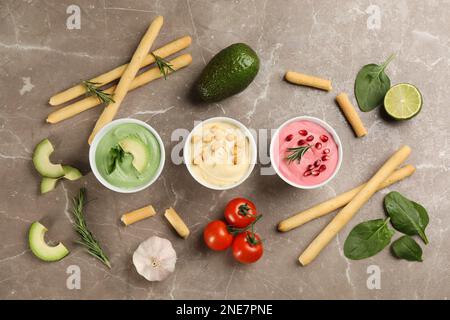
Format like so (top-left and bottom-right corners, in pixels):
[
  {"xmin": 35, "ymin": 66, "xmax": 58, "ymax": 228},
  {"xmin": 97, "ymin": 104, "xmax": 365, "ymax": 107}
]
[{"xmin": 384, "ymin": 83, "xmax": 422, "ymax": 120}]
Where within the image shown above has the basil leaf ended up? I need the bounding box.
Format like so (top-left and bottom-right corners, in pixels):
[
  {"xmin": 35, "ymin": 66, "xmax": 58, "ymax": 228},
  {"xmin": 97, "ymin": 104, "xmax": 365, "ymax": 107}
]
[
  {"xmin": 344, "ymin": 218, "xmax": 395, "ymax": 260},
  {"xmin": 106, "ymin": 145, "xmax": 125, "ymax": 174},
  {"xmin": 391, "ymin": 235, "xmax": 423, "ymax": 262},
  {"xmin": 384, "ymin": 191, "xmax": 429, "ymax": 244},
  {"xmin": 354, "ymin": 54, "xmax": 394, "ymax": 112}
]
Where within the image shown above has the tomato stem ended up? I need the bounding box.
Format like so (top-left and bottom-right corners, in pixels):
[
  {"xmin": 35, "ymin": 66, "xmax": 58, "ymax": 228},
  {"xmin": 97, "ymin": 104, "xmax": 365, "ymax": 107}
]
[
  {"xmin": 227, "ymin": 215, "xmax": 262, "ymax": 235},
  {"xmin": 238, "ymin": 203, "xmax": 257, "ymax": 217},
  {"xmin": 246, "ymin": 232, "xmax": 262, "ymax": 246}
]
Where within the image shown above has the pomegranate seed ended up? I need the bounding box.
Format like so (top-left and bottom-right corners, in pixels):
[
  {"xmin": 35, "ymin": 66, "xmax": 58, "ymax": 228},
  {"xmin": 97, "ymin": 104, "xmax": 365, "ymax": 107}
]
[
  {"xmin": 322, "ymin": 155, "xmax": 330, "ymax": 161},
  {"xmin": 307, "ymin": 164, "xmax": 314, "ymax": 171},
  {"xmin": 299, "ymin": 129, "xmax": 308, "ymax": 136},
  {"xmin": 315, "ymin": 142, "xmax": 322, "ymax": 150},
  {"xmin": 312, "ymin": 170, "xmax": 320, "ymax": 176},
  {"xmin": 285, "ymin": 134, "xmax": 293, "ymax": 142},
  {"xmin": 306, "ymin": 135, "xmax": 314, "ymax": 142},
  {"xmin": 303, "ymin": 170, "xmax": 312, "ymax": 177},
  {"xmin": 314, "ymin": 159, "xmax": 321, "ymax": 167},
  {"xmin": 298, "ymin": 139, "xmax": 306, "ymax": 146},
  {"xmin": 323, "ymin": 148, "xmax": 330, "ymax": 154},
  {"xmin": 320, "ymin": 135, "xmax": 329, "ymax": 142},
  {"xmin": 319, "ymin": 164, "xmax": 327, "ymax": 172}
]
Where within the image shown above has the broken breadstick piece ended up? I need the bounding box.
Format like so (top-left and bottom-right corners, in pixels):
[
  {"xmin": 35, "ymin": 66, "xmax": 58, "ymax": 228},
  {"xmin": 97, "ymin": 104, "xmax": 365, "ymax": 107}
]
[
  {"xmin": 164, "ymin": 207, "xmax": 190, "ymax": 239},
  {"xmin": 285, "ymin": 71, "xmax": 332, "ymax": 91},
  {"xmin": 336, "ymin": 92, "xmax": 367, "ymax": 138},
  {"xmin": 121, "ymin": 205, "xmax": 156, "ymax": 226},
  {"xmin": 298, "ymin": 145, "xmax": 412, "ymax": 266}
]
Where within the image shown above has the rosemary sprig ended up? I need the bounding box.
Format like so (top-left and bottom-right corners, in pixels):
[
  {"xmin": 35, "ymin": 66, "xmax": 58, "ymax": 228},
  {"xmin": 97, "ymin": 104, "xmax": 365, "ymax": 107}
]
[
  {"xmin": 286, "ymin": 144, "xmax": 312, "ymax": 164},
  {"xmin": 151, "ymin": 53, "xmax": 174, "ymax": 79},
  {"xmin": 72, "ymin": 188, "xmax": 111, "ymax": 269},
  {"xmin": 83, "ymin": 80, "xmax": 115, "ymax": 105}
]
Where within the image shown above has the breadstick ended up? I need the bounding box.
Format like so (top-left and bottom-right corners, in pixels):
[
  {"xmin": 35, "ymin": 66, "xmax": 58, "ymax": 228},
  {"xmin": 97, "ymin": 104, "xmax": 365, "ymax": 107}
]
[
  {"xmin": 46, "ymin": 54, "xmax": 192, "ymax": 123},
  {"xmin": 285, "ymin": 71, "xmax": 332, "ymax": 91},
  {"xmin": 88, "ymin": 16, "xmax": 164, "ymax": 144},
  {"xmin": 121, "ymin": 205, "xmax": 156, "ymax": 226},
  {"xmin": 298, "ymin": 145, "xmax": 411, "ymax": 266},
  {"xmin": 164, "ymin": 207, "xmax": 190, "ymax": 239},
  {"xmin": 49, "ymin": 36, "xmax": 191, "ymax": 106},
  {"xmin": 336, "ymin": 92, "xmax": 367, "ymax": 137},
  {"xmin": 278, "ymin": 165, "xmax": 415, "ymax": 232}
]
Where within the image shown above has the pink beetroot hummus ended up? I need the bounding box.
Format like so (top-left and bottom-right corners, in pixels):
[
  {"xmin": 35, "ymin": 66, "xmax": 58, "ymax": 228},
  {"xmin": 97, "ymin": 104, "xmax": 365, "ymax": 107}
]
[{"xmin": 273, "ymin": 120, "xmax": 339, "ymax": 187}]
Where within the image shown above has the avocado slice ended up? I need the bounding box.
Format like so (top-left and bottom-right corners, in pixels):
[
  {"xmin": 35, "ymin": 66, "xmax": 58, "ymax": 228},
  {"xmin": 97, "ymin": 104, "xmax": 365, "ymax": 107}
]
[
  {"xmin": 28, "ymin": 221, "xmax": 69, "ymax": 262},
  {"xmin": 40, "ymin": 166, "xmax": 82, "ymax": 194},
  {"xmin": 32, "ymin": 139, "xmax": 65, "ymax": 178},
  {"xmin": 40, "ymin": 177, "xmax": 58, "ymax": 194},
  {"xmin": 62, "ymin": 165, "xmax": 82, "ymax": 181},
  {"xmin": 195, "ymin": 43, "xmax": 260, "ymax": 102},
  {"xmin": 118, "ymin": 136, "xmax": 150, "ymax": 173}
]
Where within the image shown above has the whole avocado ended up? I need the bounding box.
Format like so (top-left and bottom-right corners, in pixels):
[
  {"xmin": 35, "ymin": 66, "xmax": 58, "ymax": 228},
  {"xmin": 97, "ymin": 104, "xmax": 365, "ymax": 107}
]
[{"xmin": 195, "ymin": 43, "xmax": 260, "ymax": 102}]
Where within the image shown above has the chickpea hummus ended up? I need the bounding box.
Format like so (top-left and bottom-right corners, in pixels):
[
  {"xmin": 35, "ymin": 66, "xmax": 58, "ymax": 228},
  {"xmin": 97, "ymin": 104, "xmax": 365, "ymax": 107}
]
[{"xmin": 189, "ymin": 121, "xmax": 251, "ymax": 188}]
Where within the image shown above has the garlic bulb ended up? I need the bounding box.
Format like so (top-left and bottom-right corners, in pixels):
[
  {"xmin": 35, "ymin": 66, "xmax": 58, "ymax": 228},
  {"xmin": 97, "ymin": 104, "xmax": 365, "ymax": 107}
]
[{"xmin": 132, "ymin": 236, "xmax": 177, "ymax": 281}]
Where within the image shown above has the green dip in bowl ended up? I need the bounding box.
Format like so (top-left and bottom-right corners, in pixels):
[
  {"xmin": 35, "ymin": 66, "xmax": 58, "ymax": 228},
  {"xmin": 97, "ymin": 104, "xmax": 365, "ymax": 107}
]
[{"xmin": 90, "ymin": 119, "xmax": 165, "ymax": 193}]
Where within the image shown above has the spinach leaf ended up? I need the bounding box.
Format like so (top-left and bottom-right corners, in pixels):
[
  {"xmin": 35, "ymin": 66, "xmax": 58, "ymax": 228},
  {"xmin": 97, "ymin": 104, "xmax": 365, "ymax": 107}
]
[
  {"xmin": 413, "ymin": 201, "xmax": 429, "ymax": 230},
  {"xmin": 344, "ymin": 218, "xmax": 395, "ymax": 260},
  {"xmin": 384, "ymin": 191, "xmax": 429, "ymax": 244},
  {"xmin": 354, "ymin": 54, "xmax": 394, "ymax": 112},
  {"xmin": 391, "ymin": 235, "xmax": 423, "ymax": 262},
  {"xmin": 106, "ymin": 145, "xmax": 125, "ymax": 174}
]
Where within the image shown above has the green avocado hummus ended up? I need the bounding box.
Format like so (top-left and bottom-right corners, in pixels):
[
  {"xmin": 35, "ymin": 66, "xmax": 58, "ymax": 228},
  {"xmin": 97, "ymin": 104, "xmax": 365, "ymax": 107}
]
[{"xmin": 95, "ymin": 123, "xmax": 161, "ymax": 189}]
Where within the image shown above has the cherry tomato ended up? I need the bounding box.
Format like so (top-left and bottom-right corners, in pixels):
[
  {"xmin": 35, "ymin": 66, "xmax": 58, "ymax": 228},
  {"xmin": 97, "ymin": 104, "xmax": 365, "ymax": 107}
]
[
  {"xmin": 224, "ymin": 198, "xmax": 258, "ymax": 228},
  {"xmin": 232, "ymin": 231, "xmax": 263, "ymax": 264},
  {"xmin": 203, "ymin": 220, "xmax": 233, "ymax": 251}
]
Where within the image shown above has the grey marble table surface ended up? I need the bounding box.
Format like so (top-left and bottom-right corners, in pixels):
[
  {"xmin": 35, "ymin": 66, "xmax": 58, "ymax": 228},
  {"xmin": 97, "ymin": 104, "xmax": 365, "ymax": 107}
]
[{"xmin": 1, "ymin": 0, "xmax": 449, "ymax": 299}]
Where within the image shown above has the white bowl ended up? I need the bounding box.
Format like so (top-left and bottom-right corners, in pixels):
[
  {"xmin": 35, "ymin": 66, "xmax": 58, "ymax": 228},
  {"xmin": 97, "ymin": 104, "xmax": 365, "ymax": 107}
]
[
  {"xmin": 184, "ymin": 117, "xmax": 257, "ymax": 191},
  {"xmin": 270, "ymin": 116, "xmax": 343, "ymax": 189},
  {"xmin": 89, "ymin": 118, "xmax": 165, "ymax": 193}
]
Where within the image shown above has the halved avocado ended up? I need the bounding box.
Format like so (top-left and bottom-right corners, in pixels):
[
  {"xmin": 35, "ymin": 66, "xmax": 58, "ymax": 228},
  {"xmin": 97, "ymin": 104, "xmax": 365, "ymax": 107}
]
[
  {"xmin": 63, "ymin": 165, "xmax": 82, "ymax": 181},
  {"xmin": 28, "ymin": 221, "xmax": 69, "ymax": 262},
  {"xmin": 40, "ymin": 166, "xmax": 82, "ymax": 194},
  {"xmin": 118, "ymin": 137, "xmax": 150, "ymax": 173},
  {"xmin": 32, "ymin": 139, "xmax": 65, "ymax": 178}
]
